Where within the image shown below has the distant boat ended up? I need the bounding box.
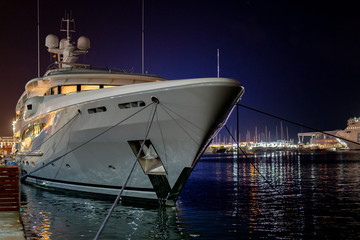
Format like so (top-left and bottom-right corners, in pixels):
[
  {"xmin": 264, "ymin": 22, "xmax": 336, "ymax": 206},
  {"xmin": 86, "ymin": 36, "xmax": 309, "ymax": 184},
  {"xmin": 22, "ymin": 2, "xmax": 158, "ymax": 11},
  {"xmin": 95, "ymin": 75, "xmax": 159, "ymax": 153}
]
[
  {"xmin": 216, "ymin": 148, "xmax": 226, "ymax": 153},
  {"xmin": 336, "ymin": 117, "xmax": 360, "ymax": 150},
  {"xmin": 298, "ymin": 117, "xmax": 360, "ymax": 150},
  {"xmin": 13, "ymin": 16, "xmax": 244, "ymax": 206}
]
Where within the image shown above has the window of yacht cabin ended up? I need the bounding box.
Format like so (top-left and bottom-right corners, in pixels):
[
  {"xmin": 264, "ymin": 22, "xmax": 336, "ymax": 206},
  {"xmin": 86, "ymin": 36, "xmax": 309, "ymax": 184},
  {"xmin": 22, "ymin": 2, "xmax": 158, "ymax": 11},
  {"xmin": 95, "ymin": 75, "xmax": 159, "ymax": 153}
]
[
  {"xmin": 51, "ymin": 86, "xmax": 59, "ymax": 95},
  {"xmin": 22, "ymin": 127, "xmax": 31, "ymax": 140},
  {"xmin": 81, "ymin": 85, "xmax": 100, "ymax": 91},
  {"xmin": 22, "ymin": 124, "xmax": 35, "ymax": 140},
  {"xmin": 61, "ymin": 85, "xmax": 77, "ymax": 94},
  {"xmin": 34, "ymin": 123, "xmax": 46, "ymax": 135},
  {"xmin": 103, "ymin": 85, "xmax": 118, "ymax": 88}
]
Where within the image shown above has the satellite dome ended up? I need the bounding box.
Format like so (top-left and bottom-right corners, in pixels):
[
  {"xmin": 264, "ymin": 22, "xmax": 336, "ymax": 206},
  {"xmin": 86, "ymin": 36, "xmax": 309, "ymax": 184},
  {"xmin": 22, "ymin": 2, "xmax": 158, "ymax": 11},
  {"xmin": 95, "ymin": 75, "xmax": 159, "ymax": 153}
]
[
  {"xmin": 59, "ymin": 38, "xmax": 68, "ymax": 50},
  {"xmin": 77, "ymin": 36, "xmax": 90, "ymax": 50},
  {"xmin": 45, "ymin": 34, "xmax": 59, "ymax": 48}
]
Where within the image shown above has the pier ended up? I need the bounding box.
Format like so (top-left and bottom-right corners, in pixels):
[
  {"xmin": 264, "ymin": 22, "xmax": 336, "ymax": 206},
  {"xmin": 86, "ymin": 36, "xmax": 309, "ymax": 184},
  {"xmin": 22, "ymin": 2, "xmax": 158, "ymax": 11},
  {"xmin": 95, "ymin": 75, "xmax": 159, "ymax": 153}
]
[{"xmin": 0, "ymin": 166, "xmax": 25, "ymax": 240}]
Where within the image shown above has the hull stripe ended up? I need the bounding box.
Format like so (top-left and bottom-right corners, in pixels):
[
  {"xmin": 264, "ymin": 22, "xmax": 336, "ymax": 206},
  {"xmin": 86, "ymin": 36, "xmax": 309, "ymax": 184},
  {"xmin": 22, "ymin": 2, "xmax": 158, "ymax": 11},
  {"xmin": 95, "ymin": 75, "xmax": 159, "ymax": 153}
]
[{"xmin": 26, "ymin": 175, "xmax": 155, "ymax": 192}]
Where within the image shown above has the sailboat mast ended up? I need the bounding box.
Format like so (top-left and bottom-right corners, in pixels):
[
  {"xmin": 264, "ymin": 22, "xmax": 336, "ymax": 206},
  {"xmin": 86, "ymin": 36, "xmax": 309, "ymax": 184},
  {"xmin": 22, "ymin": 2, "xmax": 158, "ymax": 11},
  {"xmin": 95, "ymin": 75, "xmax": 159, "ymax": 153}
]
[
  {"xmin": 217, "ymin": 48, "xmax": 220, "ymax": 78},
  {"xmin": 142, "ymin": 0, "xmax": 145, "ymax": 74},
  {"xmin": 37, "ymin": 0, "xmax": 40, "ymax": 77}
]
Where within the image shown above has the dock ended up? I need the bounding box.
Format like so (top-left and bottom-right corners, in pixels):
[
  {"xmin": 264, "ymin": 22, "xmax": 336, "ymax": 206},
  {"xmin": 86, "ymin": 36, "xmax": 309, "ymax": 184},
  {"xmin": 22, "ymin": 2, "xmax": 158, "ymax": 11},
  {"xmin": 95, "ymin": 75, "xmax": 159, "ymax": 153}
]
[{"xmin": 0, "ymin": 166, "xmax": 25, "ymax": 240}]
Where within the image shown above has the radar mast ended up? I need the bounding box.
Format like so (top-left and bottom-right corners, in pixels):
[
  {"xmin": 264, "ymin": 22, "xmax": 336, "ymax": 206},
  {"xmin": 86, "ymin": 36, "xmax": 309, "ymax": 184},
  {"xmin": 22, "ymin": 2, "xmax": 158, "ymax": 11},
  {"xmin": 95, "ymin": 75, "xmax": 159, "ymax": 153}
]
[{"xmin": 45, "ymin": 13, "xmax": 90, "ymax": 69}]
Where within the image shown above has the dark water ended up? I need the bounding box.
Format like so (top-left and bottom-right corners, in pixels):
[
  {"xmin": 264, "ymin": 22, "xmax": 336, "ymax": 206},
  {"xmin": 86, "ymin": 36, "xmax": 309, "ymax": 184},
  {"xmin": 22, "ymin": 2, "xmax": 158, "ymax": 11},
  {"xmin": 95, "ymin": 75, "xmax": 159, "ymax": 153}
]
[{"xmin": 20, "ymin": 152, "xmax": 360, "ymax": 239}]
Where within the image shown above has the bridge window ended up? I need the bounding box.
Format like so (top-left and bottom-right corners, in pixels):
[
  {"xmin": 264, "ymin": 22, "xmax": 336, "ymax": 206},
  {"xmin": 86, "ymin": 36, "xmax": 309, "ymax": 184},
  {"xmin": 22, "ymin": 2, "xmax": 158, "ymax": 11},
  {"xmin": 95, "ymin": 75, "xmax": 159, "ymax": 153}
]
[
  {"xmin": 104, "ymin": 85, "xmax": 117, "ymax": 88},
  {"xmin": 47, "ymin": 84, "xmax": 119, "ymax": 96},
  {"xmin": 51, "ymin": 86, "xmax": 59, "ymax": 95},
  {"xmin": 61, "ymin": 85, "xmax": 77, "ymax": 94},
  {"xmin": 81, "ymin": 85, "xmax": 100, "ymax": 91}
]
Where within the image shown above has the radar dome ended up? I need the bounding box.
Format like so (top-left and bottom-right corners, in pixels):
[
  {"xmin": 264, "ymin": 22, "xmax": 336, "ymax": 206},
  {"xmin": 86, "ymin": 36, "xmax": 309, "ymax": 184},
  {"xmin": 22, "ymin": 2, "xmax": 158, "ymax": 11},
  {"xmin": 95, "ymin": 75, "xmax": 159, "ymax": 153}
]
[
  {"xmin": 45, "ymin": 34, "xmax": 59, "ymax": 48},
  {"xmin": 77, "ymin": 36, "xmax": 90, "ymax": 50},
  {"xmin": 59, "ymin": 38, "xmax": 68, "ymax": 50}
]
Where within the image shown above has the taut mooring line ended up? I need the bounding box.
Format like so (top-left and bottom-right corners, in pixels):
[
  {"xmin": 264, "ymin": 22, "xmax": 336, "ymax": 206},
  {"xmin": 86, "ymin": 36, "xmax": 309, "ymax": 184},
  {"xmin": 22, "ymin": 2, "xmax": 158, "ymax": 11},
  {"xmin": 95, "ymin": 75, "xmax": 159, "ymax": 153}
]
[
  {"xmin": 238, "ymin": 103, "xmax": 360, "ymax": 146},
  {"xmin": 224, "ymin": 125, "xmax": 278, "ymax": 191},
  {"xmin": 94, "ymin": 98, "xmax": 159, "ymax": 240}
]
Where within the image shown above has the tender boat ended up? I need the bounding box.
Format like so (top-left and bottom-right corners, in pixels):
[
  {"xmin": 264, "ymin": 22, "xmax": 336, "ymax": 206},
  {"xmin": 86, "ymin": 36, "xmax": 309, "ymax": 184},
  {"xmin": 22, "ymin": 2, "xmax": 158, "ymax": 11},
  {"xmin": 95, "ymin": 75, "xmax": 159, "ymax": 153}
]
[{"xmin": 14, "ymin": 16, "xmax": 244, "ymax": 205}]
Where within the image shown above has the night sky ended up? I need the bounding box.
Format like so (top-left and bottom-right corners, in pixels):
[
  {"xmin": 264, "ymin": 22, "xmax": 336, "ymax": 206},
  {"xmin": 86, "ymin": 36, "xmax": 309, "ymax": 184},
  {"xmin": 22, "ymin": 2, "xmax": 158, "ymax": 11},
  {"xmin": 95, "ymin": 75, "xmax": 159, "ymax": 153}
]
[{"xmin": 1, "ymin": 0, "xmax": 360, "ymax": 142}]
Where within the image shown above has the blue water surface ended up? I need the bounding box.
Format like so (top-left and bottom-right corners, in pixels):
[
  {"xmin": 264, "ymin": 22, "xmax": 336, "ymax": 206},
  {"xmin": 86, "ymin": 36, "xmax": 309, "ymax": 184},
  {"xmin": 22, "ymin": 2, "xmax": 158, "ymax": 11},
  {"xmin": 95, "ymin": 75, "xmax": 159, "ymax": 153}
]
[{"xmin": 20, "ymin": 151, "xmax": 360, "ymax": 239}]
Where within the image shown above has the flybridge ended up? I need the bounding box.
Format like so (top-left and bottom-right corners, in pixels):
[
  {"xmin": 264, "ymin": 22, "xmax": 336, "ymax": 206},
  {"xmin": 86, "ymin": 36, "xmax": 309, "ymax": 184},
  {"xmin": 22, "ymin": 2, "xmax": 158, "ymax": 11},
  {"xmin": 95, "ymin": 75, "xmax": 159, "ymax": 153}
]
[{"xmin": 45, "ymin": 15, "xmax": 90, "ymax": 68}]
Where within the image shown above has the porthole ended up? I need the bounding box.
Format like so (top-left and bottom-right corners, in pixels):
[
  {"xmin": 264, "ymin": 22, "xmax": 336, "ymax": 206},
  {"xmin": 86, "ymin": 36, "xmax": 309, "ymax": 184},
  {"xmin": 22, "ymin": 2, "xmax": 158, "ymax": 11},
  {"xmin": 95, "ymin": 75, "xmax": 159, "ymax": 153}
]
[
  {"xmin": 88, "ymin": 108, "xmax": 96, "ymax": 114},
  {"xmin": 88, "ymin": 106, "xmax": 107, "ymax": 114},
  {"xmin": 118, "ymin": 101, "xmax": 145, "ymax": 109},
  {"xmin": 96, "ymin": 106, "xmax": 106, "ymax": 112},
  {"xmin": 119, "ymin": 103, "xmax": 131, "ymax": 109}
]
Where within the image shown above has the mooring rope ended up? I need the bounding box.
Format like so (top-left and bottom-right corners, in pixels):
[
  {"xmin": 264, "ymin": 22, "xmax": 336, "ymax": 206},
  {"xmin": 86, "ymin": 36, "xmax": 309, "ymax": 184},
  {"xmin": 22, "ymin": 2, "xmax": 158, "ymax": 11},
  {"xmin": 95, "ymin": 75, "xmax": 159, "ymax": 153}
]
[
  {"xmin": 93, "ymin": 98, "xmax": 159, "ymax": 240},
  {"xmin": 159, "ymin": 104, "xmax": 201, "ymax": 145},
  {"xmin": 224, "ymin": 124, "xmax": 302, "ymax": 213},
  {"xmin": 224, "ymin": 125, "xmax": 278, "ymax": 191},
  {"xmin": 21, "ymin": 102, "xmax": 155, "ymax": 181}
]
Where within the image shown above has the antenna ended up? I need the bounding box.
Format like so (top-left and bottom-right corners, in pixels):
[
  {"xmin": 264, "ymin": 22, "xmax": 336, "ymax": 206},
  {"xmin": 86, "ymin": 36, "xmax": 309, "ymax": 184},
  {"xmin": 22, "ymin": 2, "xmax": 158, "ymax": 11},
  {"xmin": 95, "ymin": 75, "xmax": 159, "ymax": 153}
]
[
  {"xmin": 217, "ymin": 48, "xmax": 220, "ymax": 78},
  {"xmin": 37, "ymin": 0, "xmax": 40, "ymax": 77},
  {"xmin": 142, "ymin": 0, "xmax": 145, "ymax": 74},
  {"xmin": 61, "ymin": 11, "xmax": 75, "ymax": 41}
]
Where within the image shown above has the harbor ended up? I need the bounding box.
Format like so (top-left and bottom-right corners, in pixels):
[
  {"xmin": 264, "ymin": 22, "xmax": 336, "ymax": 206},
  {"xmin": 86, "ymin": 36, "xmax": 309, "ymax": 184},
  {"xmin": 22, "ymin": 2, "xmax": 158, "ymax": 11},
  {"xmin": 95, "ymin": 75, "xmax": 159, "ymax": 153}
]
[
  {"xmin": 1, "ymin": 0, "xmax": 360, "ymax": 239},
  {"xmin": 2, "ymin": 102, "xmax": 360, "ymax": 239},
  {"xmin": 13, "ymin": 152, "xmax": 360, "ymax": 239},
  {"xmin": 207, "ymin": 116, "xmax": 360, "ymax": 154},
  {"xmin": 2, "ymin": 127, "xmax": 360, "ymax": 239}
]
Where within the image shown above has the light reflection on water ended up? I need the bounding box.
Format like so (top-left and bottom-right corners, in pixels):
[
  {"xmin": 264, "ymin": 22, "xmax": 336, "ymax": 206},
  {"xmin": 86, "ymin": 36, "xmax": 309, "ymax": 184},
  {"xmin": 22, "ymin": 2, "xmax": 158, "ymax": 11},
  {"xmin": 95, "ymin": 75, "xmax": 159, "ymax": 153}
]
[
  {"xmin": 21, "ymin": 152, "xmax": 360, "ymax": 239},
  {"xmin": 21, "ymin": 187, "xmax": 183, "ymax": 239}
]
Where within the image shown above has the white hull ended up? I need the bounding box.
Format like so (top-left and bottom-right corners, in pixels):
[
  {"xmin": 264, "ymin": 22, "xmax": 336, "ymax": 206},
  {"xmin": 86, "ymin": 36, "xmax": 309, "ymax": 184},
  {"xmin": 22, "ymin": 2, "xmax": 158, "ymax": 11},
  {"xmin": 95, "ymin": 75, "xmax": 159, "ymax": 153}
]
[{"xmin": 17, "ymin": 78, "xmax": 243, "ymax": 205}]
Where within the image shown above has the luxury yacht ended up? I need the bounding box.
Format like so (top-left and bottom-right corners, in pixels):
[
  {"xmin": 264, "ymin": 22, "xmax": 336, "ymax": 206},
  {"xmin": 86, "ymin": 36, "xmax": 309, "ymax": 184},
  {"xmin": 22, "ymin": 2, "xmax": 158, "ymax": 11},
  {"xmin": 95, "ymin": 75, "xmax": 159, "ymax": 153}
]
[{"xmin": 14, "ymin": 16, "xmax": 244, "ymax": 205}]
